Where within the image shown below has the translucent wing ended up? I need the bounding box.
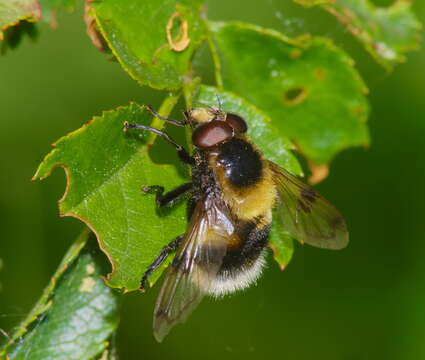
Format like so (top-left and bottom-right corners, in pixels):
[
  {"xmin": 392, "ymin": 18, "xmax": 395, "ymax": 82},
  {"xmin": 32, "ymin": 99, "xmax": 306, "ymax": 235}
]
[
  {"xmin": 153, "ymin": 197, "xmax": 234, "ymax": 342},
  {"xmin": 270, "ymin": 162, "xmax": 349, "ymax": 250}
]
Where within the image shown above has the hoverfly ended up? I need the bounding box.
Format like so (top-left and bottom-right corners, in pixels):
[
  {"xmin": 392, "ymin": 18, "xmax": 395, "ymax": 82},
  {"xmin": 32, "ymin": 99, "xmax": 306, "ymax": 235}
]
[{"xmin": 124, "ymin": 105, "xmax": 348, "ymax": 342}]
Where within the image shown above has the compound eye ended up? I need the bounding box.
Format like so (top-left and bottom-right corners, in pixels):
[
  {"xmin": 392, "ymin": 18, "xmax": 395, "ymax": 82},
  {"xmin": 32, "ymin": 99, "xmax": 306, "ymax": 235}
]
[
  {"xmin": 192, "ymin": 120, "xmax": 234, "ymax": 148},
  {"xmin": 225, "ymin": 113, "xmax": 248, "ymax": 134}
]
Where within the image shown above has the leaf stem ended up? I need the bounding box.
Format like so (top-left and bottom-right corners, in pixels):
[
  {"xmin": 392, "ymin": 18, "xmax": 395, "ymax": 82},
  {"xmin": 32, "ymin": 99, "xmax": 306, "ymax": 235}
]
[
  {"xmin": 182, "ymin": 78, "xmax": 201, "ymax": 153},
  {"xmin": 205, "ymin": 21, "xmax": 224, "ymax": 91},
  {"xmin": 147, "ymin": 92, "xmax": 181, "ymax": 145}
]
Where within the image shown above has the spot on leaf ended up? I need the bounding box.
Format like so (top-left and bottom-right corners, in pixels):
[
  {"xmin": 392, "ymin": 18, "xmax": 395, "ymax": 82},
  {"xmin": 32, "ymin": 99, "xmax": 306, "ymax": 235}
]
[
  {"xmin": 85, "ymin": 264, "xmax": 95, "ymax": 275},
  {"xmin": 290, "ymin": 48, "xmax": 302, "ymax": 58},
  {"xmin": 352, "ymin": 105, "xmax": 367, "ymax": 120},
  {"xmin": 314, "ymin": 67, "xmax": 327, "ymax": 81},
  {"xmin": 80, "ymin": 277, "xmax": 96, "ymax": 293},
  {"xmin": 283, "ymin": 87, "xmax": 308, "ymax": 105}
]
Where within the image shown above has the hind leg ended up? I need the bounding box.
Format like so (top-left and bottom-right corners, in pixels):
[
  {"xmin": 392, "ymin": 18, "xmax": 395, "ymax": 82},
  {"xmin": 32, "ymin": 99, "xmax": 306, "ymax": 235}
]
[{"xmin": 140, "ymin": 234, "xmax": 184, "ymax": 291}]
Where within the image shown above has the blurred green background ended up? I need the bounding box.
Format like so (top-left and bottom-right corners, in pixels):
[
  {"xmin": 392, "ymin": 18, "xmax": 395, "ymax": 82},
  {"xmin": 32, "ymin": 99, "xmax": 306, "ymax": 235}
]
[{"xmin": 1, "ymin": 1, "xmax": 424, "ymax": 359}]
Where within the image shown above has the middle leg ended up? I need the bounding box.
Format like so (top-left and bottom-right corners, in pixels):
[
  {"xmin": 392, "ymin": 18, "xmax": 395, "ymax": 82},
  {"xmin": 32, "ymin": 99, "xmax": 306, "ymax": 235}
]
[
  {"xmin": 140, "ymin": 234, "xmax": 184, "ymax": 291},
  {"xmin": 142, "ymin": 182, "xmax": 193, "ymax": 208}
]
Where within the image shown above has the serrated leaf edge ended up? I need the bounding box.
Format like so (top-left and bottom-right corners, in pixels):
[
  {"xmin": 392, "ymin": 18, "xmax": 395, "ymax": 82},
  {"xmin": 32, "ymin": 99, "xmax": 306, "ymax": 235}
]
[
  {"xmin": 0, "ymin": 1, "xmax": 42, "ymax": 40},
  {"xmin": 32, "ymin": 103, "xmax": 184, "ymax": 292}
]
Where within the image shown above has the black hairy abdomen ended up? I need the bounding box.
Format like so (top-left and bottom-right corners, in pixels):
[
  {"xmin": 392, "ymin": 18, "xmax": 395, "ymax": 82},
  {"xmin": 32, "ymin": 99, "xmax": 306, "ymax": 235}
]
[
  {"xmin": 217, "ymin": 138, "xmax": 263, "ymax": 187},
  {"xmin": 219, "ymin": 221, "xmax": 270, "ymax": 274}
]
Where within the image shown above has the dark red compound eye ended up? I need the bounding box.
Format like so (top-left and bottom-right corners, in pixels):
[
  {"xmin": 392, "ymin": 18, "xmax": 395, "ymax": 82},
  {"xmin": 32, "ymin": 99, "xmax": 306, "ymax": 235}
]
[
  {"xmin": 192, "ymin": 120, "xmax": 234, "ymax": 148},
  {"xmin": 225, "ymin": 113, "xmax": 248, "ymax": 134}
]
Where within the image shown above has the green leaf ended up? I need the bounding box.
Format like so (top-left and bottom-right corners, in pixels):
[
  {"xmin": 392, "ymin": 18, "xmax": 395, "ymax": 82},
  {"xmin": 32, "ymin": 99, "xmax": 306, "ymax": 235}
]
[
  {"xmin": 194, "ymin": 85, "xmax": 302, "ymax": 176},
  {"xmin": 292, "ymin": 0, "xmax": 332, "ymax": 6},
  {"xmin": 269, "ymin": 214, "xmax": 295, "ymax": 270},
  {"xmin": 33, "ymin": 85, "xmax": 304, "ymax": 291},
  {"xmin": 33, "ymin": 99, "xmax": 188, "ymax": 291},
  {"xmin": 1, "ymin": 230, "xmax": 119, "ymax": 360},
  {"xmin": 294, "ymin": 0, "xmax": 422, "ymax": 70},
  {"xmin": 92, "ymin": 0, "xmax": 207, "ymax": 90},
  {"xmin": 0, "ymin": 0, "xmax": 40, "ymax": 40},
  {"xmin": 209, "ymin": 21, "xmax": 370, "ymax": 165},
  {"xmin": 0, "ymin": 229, "xmax": 89, "ymax": 355}
]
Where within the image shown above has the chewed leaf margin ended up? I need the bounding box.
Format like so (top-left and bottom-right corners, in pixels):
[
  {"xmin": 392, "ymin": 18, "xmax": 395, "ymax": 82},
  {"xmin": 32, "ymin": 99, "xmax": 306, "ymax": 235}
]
[
  {"xmin": 293, "ymin": 0, "xmax": 422, "ymax": 70},
  {"xmin": 33, "ymin": 102, "xmax": 188, "ymax": 292},
  {"xmin": 0, "ymin": 0, "xmax": 41, "ymax": 40}
]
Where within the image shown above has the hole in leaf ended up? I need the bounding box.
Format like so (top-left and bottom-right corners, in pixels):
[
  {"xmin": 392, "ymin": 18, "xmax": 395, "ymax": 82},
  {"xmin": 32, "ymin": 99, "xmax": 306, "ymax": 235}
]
[
  {"xmin": 283, "ymin": 87, "xmax": 308, "ymax": 105},
  {"xmin": 166, "ymin": 12, "xmax": 190, "ymax": 52}
]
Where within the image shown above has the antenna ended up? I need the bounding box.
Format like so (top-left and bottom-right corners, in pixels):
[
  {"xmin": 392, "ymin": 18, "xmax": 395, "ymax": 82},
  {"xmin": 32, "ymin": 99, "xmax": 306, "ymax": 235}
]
[{"xmin": 216, "ymin": 94, "xmax": 222, "ymax": 110}]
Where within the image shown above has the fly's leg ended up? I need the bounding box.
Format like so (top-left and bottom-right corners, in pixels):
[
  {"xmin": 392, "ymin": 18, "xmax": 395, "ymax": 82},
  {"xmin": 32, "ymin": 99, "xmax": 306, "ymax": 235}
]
[
  {"xmin": 140, "ymin": 234, "xmax": 184, "ymax": 291},
  {"xmin": 143, "ymin": 182, "xmax": 193, "ymax": 208},
  {"xmin": 125, "ymin": 107, "xmax": 191, "ymax": 291},
  {"xmin": 123, "ymin": 122, "xmax": 195, "ymax": 165},
  {"xmin": 145, "ymin": 105, "xmax": 187, "ymax": 127},
  {"xmin": 140, "ymin": 183, "xmax": 192, "ymax": 289}
]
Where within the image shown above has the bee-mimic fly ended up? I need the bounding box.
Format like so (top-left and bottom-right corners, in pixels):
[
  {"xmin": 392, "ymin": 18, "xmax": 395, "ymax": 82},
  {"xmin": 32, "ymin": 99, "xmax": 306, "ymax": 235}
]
[{"xmin": 124, "ymin": 105, "xmax": 348, "ymax": 342}]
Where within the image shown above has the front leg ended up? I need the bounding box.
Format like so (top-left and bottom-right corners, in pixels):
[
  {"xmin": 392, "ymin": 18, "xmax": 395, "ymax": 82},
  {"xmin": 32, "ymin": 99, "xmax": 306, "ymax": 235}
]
[
  {"xmin": 143, "ymin": 182, "xmax": 193, "ymax": 208},
  {"xmin": 123, "ymin": 122, "xmax": 195, "ymax": 165},
  {"xmin": 140, "ymin": 234, "xmax": 184, "ymax": 291}
]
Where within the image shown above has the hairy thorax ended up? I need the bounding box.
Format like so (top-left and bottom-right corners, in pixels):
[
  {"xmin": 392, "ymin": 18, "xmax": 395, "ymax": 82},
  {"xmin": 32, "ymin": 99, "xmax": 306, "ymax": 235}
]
[{"xmin": 208, "ymin": 137, "xmax": 277, "ymax": 223}]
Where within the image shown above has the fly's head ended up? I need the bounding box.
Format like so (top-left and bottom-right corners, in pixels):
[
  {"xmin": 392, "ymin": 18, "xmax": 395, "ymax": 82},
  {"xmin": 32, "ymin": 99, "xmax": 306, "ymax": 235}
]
[{"xmin": 184, "ymin": 108, "xmax": 248, "ymax": 149}]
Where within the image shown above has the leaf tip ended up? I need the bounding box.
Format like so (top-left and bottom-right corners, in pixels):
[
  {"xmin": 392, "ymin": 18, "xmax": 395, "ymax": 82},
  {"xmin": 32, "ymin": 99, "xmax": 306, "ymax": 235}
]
[
  {"xmin": 308, "ymin": 162, "xmax": 329, "ymax": 185},
  {"xmin": 120, "ymin": 286, "xmax": 131, "ymax": 295}
]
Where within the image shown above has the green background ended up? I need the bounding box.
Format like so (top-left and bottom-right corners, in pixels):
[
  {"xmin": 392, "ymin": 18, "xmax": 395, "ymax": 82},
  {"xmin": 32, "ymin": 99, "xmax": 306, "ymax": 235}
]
[{"xmin": 1, "ymin": 1, "xmax": 424, "ymax": 359}]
